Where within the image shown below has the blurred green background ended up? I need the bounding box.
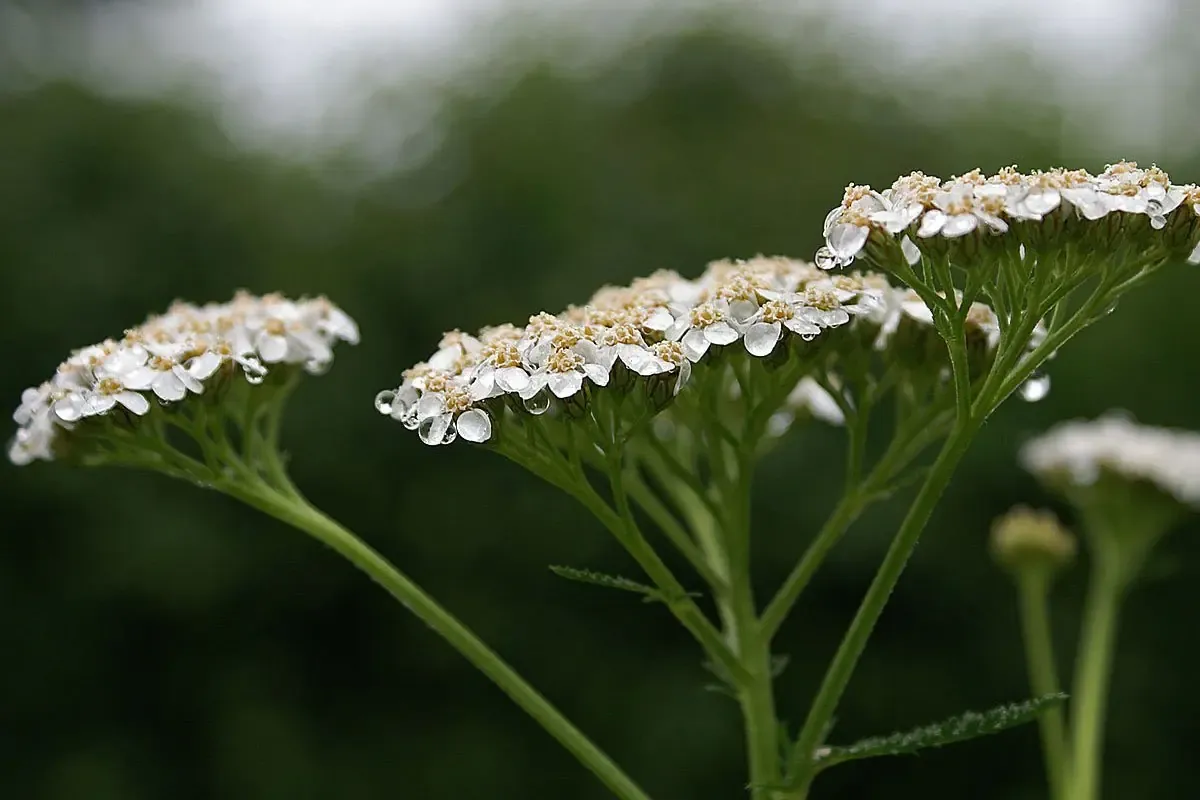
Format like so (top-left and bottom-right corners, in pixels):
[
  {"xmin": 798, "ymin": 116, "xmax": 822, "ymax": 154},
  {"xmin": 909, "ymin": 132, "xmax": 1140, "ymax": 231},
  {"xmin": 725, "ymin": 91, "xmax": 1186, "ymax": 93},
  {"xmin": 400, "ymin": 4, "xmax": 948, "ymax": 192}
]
[{"xmin": 4, "ymin": 6, "xmax": 1200, "ymax": 799}]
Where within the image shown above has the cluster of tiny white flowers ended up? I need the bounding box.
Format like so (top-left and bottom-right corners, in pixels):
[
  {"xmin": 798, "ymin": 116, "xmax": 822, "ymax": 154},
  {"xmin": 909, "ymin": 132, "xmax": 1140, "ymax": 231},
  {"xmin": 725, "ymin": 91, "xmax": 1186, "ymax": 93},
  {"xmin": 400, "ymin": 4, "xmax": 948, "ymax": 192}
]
[
  {"xmin": 9, "ymin": 293, "xmax": 359, "ymax": 465},
  {"xmin": 379, "ymin": 256, "xmax": 1006, "ymax": 446},
  {"xmin": 1020, "ymin": 414, "xmax": 1200, "ymax": 509},
  {"xmin": 818, "ymin": 162, "xmax": 1200, "ymax": 269}
]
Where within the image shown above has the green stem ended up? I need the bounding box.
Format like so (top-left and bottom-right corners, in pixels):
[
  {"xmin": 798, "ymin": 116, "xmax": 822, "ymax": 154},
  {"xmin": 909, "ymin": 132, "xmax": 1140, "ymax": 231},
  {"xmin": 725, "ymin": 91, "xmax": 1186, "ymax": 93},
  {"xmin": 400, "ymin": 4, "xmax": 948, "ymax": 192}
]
[
  {"xmin": 1016, "ymin": 570, "xmax": 1070, "ymax": 800},
  {"xmin": 730, "ymin": 580, "xmax": 780, "ymax": 800},
  {"xmin": 1067, "ymin": 548, "xmax": 1124, "ymax": 800},
  {"xmin": 724, "ymin": 447, "xmax": 780, "ymax": 799},
  {"xmin": 230, "ymin": 481, "xmax": 654, "ymax": 800},
  {"xmin": 784, "ymin": 416, "xmax": 980, "ymax": 791}
]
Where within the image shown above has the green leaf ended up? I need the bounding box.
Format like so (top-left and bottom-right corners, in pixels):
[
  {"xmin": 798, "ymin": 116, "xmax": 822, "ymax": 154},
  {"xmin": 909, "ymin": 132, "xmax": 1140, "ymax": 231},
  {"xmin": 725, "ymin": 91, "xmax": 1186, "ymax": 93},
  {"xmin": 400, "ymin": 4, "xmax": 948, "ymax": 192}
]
[
  {"xmin": 549, "ymin": 565, "xmax": 661, "ymax": 598},
  {"xmin": 814, "ymin": 693, "xmax": 1067, "ymax": 771}
]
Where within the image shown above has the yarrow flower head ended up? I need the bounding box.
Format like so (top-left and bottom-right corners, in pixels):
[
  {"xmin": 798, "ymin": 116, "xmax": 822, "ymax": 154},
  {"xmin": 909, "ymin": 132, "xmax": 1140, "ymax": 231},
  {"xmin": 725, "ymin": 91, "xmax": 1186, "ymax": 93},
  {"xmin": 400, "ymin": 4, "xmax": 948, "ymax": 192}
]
[
  {"xmin": 817, "ymin": 162, "xmax": 1200, "ymax": 272},
  {"xmin": 1020, "ymin": 414, "xmax": 1200, "ymax": 511},
  {"xmin": 9, "ymin": 292, "xmax": 358, "ymax": 466},
  {"xmin": 376, "ymin": 255, "xmax": 979, "ymax": 447}
]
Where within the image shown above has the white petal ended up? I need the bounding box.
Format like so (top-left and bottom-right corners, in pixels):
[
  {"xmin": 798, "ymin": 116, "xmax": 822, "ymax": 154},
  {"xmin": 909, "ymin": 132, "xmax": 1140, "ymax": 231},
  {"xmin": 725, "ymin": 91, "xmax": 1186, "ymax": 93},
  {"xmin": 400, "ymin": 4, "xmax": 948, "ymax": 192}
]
[
  {"xmin": 153, "ymin": 373, "xmax": 187, "ymax": 402},
  {"xmin": 704, "ymin": 321, "xmax": 740, "ymax": 346},
  {"xmin": 456, "ymin": 409, "xmax": 492, "ymax": 443},
  {"xmin": 172, "ymin": 365, "xmax": 204, "ymax": 394},
  {"xmin": 87, "ymin": 395, "xmax": 117, "ymax": 416},
  {"xmin": 419, "ymin": 413, "xmax": 452, "ymax": 445},
  {"xmin": 744, "ymin": 322, "xmax": 781, "ymax": 357},
  {"xmin": 1188, "ymin": 240, "xmax": 1200, "ymax": 265},
  {"xmin": 116, "ymin": 391, "xmax": 150, "ymax": 415},
  {"xmin": 681, "ymin": 329, "xmax": 710, "ymax": 362},
  {"xmin": 643, "ymin": 307, "xmax": 674, "ymax": 331},
  {"xmin": 257, "ymin": 333, "xmax": 289, "ymax": 363},
  {"xmin": 469, "ymin": 369, "xmax": 496, "ymax": 401},
  {"xmin": 188, "ymin": 351, "xmax": 224, "ymax": 380},
  {"xmin": 728, "ymin": 299, "xmax": 759, "ymax": 323},
  {"xmin": 121, "ymin": 367, "xmax": 158, "ymax": 391},
  {"xmin": 495, "ymin": 367, "xmax": 529, "ymax": 393},
  {"xmin": 53, "ymin": 395, "xmax": 84, "ymax": 422},
  {"xmin": 900, "ymin": 236, "xmax": 921, "ymax": 265},
  {"xmin": 1023, "ymin": 188, "xmax": 1060, "ymax": 215},
  {"xmin": 583, "ymin": 364, "xmax": 610, "ymax": 387},
  {"xmin": 941, "ymin": 214, "xmax": 978, "ymax": 238},
  {"xmin": 549, "ymin": 371, "xmax": 584, "ymax": 398},
  {"xmin": 783, "ymin": 317, "xmax": 821, "ymax": 337},
  {"xmin": 827, "ymin": 223, "xmax": 869, "ymax": 258},
  {"xmin": 917, "ymin": 210, "xmax": 947, "ymax": 238},
  {"xmin": 417, "ymin": 393, "xmax": 446, "ymax": 419}
]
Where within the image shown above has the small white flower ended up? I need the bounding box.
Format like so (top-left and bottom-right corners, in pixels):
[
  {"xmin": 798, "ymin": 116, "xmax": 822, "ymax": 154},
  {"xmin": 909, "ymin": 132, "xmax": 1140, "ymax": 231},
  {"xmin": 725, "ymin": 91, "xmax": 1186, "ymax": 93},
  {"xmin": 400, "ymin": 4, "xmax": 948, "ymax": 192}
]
[
  {"xmin": 414, "ymin": 381, "xmax": 493, "ymax": 445},
  {"xmin": 522, "ymin": 343, "xmax": 610, "ymax": 400},
  {"xmin": 667, "ymin": 301, "xmax": 742, "ymax": 362}
]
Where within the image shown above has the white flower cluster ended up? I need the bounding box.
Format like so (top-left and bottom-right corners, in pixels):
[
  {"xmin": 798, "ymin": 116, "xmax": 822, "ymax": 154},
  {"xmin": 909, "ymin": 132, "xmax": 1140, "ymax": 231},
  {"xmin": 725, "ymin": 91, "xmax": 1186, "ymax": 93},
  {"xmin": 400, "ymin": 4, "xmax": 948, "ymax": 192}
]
[
  {"xmin": 379, "ymin": 256, "xmax": 1005, "ymax": 446},
  {"xmin": 1020, "ymin": 414, "xmax": 1200, "ymax": 509},
  {"xmin": 9, "ymin": 293, "xmax": 359, "ymax": 465},
  {"xmin": 818, "ymin": 162, "xmax": 1200, "ymax": 269}
]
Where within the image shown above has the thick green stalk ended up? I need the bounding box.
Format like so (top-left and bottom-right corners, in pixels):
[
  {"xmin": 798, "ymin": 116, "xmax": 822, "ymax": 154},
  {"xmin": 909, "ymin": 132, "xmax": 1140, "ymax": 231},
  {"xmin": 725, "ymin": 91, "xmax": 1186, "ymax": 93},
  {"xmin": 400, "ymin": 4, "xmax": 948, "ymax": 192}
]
[
  {"xmin": 1017, "ymin": 571, "xmax": 1070, "ymax": 800},
  {"xmin": 784, "ymin": 415, "xmax": 980, "ymax": 791},
  {"xmin": 231, "ymin": 482, "xmax": 654, "ymax": 800},
  {"xmin": 1067, "ymin": 548, "xmax": 1124, "ymax": 800},
  {"xmin": 730, "ymin": 576, "xmax": 781, "ymax": 800}
]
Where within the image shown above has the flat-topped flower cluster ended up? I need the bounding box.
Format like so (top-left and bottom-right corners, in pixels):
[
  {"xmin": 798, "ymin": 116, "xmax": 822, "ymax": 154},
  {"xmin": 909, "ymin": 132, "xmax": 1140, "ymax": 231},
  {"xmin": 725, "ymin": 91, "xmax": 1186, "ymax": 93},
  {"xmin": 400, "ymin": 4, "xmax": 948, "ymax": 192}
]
[
  {"xmin": 819, "ymin": 161, "xmax": 1200, "ymax": 269},
  {"xmin": 1021, "ymin": 415, "xmax": 1200, "ymax": 509},
  {"xmin": 9, "ymin": 293, "xmax": 359, "ymax": 465},
  {"xmin": 378, "ymin": 256, "xmax": 1007, "ymax": 446}
]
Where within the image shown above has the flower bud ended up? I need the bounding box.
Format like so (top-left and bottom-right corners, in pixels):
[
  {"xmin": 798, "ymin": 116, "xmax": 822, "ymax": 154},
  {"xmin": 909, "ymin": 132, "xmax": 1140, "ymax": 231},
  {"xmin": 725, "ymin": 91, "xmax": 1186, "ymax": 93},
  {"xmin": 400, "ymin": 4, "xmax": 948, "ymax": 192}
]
[{"xmin": 990, "ymin": 506, "xmax": 1077, "ymax": 576}]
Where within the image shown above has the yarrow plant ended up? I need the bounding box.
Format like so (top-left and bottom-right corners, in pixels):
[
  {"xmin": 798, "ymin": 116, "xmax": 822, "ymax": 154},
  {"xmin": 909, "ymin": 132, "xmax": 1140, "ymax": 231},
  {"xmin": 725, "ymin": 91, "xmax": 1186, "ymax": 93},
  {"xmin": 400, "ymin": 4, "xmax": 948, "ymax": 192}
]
[
  {"xmin": 12, "ymin": 162, "xmax": 1200, "ymax": 800},
  {"xmin": 993, "ymin": 415, "xmax": 1200, "ymax": 800}
]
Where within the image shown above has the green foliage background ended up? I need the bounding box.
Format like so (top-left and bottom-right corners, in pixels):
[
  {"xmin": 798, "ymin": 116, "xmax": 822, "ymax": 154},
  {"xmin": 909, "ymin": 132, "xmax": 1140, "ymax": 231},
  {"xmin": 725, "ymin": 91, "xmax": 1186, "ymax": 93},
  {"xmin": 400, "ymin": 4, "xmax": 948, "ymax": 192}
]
[{"xmin": 3, "ymin": 25, "xmax": 1200, "ymax": 800}]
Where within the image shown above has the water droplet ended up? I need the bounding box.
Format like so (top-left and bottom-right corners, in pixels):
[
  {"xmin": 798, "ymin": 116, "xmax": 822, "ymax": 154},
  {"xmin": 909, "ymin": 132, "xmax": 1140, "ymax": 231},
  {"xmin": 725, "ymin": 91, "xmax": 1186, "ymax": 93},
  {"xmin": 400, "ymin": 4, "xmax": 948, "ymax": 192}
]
[
  {"xmin": 523, "ymin": 390, "xmax": 551, "ymax": 416},
  {"xmin": 246, "ymin": 371, "xmax": 265, "ymax": 385},
  {"xmin": 800, "ymin": 333, "xmax": 817, "ymax": 342},
  {"xmin": 441, "ymin": 426, "xmax": 458, "ymax": 445},
  {"xmin": 401, "ymin": 413, "xmax": 420, "ymax": 431},
  {"xmin": 814, "ymin": 247, "xmax": 837, "ymax": 270},
  {"xmin": 1103, "ymin": 300, "xmax": 1120, "ymax": 316},
  {"xmin": 1020, "ymin": 371, "xmax": 1051, "ymax": 402},
  {"xmin": 304, "ymin": 358, "xmax": 331, "ymax": 376},
  {"xmin": 1147, "ymin": 198, "xmax": 1164, "ymax": 215},
  {"xmin": 374, "ymin": 390, "xmax": 396, "ymax": 415}
]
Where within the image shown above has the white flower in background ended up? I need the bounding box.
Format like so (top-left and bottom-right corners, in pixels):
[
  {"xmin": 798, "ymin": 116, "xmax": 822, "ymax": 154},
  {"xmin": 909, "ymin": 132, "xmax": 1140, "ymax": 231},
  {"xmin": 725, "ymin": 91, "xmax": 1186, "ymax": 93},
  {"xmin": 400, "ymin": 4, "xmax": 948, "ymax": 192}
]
[
  {"xmin": 9, "ymin": 293, "xmax": 358, "ymax": 465},
  {"xmin": 1020, "ymin": 414, "xmax": 1200, "ymax": 508},
  {"xmin": 788, "ymin": 377, "xmax": 845, "ymax": 426}
]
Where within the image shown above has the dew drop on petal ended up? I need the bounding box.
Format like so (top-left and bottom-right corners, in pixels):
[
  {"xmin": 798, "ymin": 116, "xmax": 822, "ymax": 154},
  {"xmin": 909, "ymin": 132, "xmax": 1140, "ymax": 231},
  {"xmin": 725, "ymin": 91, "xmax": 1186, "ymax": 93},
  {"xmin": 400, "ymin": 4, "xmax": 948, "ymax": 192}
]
[
  {"xmin": 814, "ymin": 247, "xmax": 838, "ymax": 270},
  {"xmin": 523, "ymin": 390, "xmax": 551, "ymax": 416},
  {"xmin": 1020, "ymin": 371, "xmax": 1051, "ymax": 403},
  {"xmin": 304, "ymin": 358, "xmax": 331, "ymax": 375},
  {"xmin": 374, "ymin": 390, "xmax": 396, "ymax": 415},
  {"xmin": 441, "ymin": 426, "xmax": 458, "ymax": 445},
  {"xmin": 457, "ymin": 409, "xmax": 492, "ymax": 443},
  {"xmin": 419, "ymin": 413, "xmax": 452, "ymax": 445},
  {"xmin": 246, "ymin": 371, "xmax": 266, "ymax": 385}
]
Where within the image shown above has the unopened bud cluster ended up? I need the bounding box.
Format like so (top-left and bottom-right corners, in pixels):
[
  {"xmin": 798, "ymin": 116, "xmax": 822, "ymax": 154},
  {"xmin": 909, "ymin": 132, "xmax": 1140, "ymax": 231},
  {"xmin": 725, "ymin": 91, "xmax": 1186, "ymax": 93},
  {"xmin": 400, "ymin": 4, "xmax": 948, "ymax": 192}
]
[
  {"xmin": 9, "ymin": 293, "xmax": 359, "ymax": 465},
  {"xmin": 990, "ymin": 506, "xmax": 1077, "ymax": 574},
  {"xmin": 377, "ymin": 256, "xmax": 1010, "ymax": 446},
  {"xmin": 819, "ymin": 162, "xmax": 1200, "ymax": 270}
]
